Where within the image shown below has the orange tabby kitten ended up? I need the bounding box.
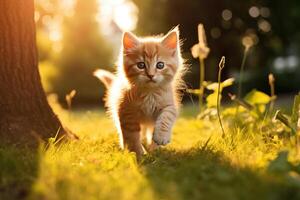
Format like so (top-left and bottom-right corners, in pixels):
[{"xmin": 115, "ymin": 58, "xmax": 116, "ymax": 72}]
[{"xmin": 94, "ymin": 27, "xmax": 185, "ymax": 157}]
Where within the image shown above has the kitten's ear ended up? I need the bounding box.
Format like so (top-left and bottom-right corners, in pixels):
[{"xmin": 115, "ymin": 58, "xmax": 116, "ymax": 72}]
[
  {"xmin": 161, "ymin": 27, "xmax": 179, "ymax": 49},
  {"xmin": 123, "ymin": 32, "xmax": 139, "ymax": 50}
]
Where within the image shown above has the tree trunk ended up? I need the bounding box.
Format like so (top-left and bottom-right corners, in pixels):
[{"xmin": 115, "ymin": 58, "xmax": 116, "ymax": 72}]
[{"xmin": 0, "ymin": 0, "xmax": 67, "ymax": 144}]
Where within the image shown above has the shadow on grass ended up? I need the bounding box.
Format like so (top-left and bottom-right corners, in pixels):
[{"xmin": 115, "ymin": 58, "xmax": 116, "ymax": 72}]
[
  {"xmin": 142, "ymin": 147, "xmax": 300, "ymax": 200},
  {"xmin": 0, "ymin": 143, "xmax": 39, "ymax": 200}
]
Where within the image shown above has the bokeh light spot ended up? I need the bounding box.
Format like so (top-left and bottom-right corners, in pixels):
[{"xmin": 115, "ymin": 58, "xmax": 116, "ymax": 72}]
[
  {"xmin": 222, "ymin": 9, "xmax": 232, "ymax": 21},
  {"xmin": 260, "ymin": 7, "xmax": 270, "ymax": 18},
  {"xmin": 210, "ymin": 27, "xmax": 221, "ymax": 39},
  {"xmin": 249, "ymin": 6, "xmax": 260, "ymax": 18},
  {"xmin": 258, "ymin": 19, "xmax": 271, "ymax": 32}
]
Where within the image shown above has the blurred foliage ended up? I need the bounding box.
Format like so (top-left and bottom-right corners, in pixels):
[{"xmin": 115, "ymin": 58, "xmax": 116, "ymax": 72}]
[
  {"xmin": 39, "ymin": 61, "xmax": 59, "ymax": 92},
  {"xmin": 274, "ymin": 93, "xmax": 300, "ymax": 135},
  {"xmin": 36, "ymin": 0, "xmax": 113, "ymax": 104},
  {"xmin": 35, "ymin": 0, "xmax": 300, "ymax": 103},
  {"xmin": 37, "ymin": 31, "xmax": 54, "ymax": 61},
  {"xmin": 133, "ymin": 0, "xmax": 300, "ymax": 94},
  {"xmin": 53, "ymin": 0, "xmax": 112, "ymax": 103}
]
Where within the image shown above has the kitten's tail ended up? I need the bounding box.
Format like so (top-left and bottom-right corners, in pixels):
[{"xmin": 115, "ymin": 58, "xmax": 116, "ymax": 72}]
[{"xmin": 93, "ymin": 69, "xmax": 115, "ymax": 89}]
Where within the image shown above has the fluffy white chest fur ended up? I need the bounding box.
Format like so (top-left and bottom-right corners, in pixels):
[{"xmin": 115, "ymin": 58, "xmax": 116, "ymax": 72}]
[{"xmin": 139, "ymin": 92, "xmax": 160, "ymax": 119}]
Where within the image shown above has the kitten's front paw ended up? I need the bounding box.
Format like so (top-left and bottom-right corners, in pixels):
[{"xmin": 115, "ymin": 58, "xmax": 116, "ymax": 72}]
[{"xmin": 152, "ymin": 132, "xmax": 171, "ymax": 146}]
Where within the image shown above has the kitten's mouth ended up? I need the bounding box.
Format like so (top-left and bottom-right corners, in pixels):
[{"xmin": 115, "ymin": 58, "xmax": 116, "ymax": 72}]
[{"xmin": 147, "ymin": 80, "xmax": 156, "ymax": 83}]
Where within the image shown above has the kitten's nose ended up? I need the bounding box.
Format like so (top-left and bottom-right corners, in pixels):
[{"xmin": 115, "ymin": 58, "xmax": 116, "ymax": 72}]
[{"xmin": 147, "ymin": 74, "xmax": 154, "ymax": 80}]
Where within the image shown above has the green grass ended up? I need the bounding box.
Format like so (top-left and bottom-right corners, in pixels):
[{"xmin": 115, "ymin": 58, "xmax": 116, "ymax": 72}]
[{"xmin": 1, "ymin": 102, "xmax": 300, "ymax": 200}]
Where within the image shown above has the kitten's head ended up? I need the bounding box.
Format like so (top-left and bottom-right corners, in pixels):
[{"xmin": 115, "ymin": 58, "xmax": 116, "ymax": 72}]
[{"xmin": 121, "ymin": 28, "xmax": 183, "ymax": 88}]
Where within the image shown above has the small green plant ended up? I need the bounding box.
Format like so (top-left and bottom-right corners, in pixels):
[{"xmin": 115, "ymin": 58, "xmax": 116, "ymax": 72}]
[
  {"xmin": 273, "ymin": 93, "xmax": 300, "ymax": 133},
  {"xmin": 221, "ymin": 87, "xmax": 278, "ymax": 139},
  {"xmin": 44, "ymin": 126, "xmax": 64, "ymax": 150},
  {"xmin": 244, "ymin": 89, "xmax": 271, "ymax": 118},
  {"xmin": 273, "ymin": 93, "xmax": 300, "ymax": 147},
  {"xmin": 228, "ymin": 89, "xmax": 271, "ymax": 119}
]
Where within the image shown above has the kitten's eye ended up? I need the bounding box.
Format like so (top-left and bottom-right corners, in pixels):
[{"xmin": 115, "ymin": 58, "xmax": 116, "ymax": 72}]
[
  {"xmin": 137, "ymin": 62, "xmax": 146, "ymax": 69},
  {"xmin": 156, "ymin": 61, "xmax": 164, "ymax": 69}
]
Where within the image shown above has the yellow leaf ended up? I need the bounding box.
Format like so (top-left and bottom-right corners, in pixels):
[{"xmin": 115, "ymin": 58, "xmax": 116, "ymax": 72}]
[
  {"xmin": 244, "ymin": 89, "xmax": 271, "ymax": 105},
  {"xmin": 206, "ymin": 78, "xmax": 235, "ymax": 91},
  {"xmin": 206, "ymin": 83, "xmax": 218, "ymax": 90},
  {"xmin": 207, "ymin": 92, "xmax": 221, "ymax": 108},
  {"xmin": 222, "ymin": 78, "xmax": 235, "ymax": 88}
]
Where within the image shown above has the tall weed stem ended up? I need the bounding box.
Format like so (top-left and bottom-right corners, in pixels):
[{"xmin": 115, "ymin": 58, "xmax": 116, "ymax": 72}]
[
  {"xmin": 268, "ymin": 73, "xmax": 276, "ymax": 112},
  {"xmin": 217, "ymin": 56, "xmax": 226, "ymax": 137},
  {"xmin": 199, "ymin": 58, "xmax": 205, "ymax": 112},
  {"xmin": 237, "ymin": 48, "xmax": 248, "ymax": 99}
]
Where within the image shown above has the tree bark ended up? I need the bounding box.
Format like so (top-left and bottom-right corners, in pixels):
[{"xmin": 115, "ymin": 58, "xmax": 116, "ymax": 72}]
[{"xmin": 0, "ymin": 0, "xmax": 66, "ymax": 144}]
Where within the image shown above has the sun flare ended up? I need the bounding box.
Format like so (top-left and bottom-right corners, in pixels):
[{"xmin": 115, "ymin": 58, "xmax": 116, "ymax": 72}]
[{"xmin": 99, "ymin": 0, "xmax": 138, "ymax": 32}]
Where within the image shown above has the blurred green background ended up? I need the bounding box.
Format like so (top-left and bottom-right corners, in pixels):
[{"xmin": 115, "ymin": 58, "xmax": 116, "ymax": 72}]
[{"xmin": 36, "ymin": 0, "xmax": 300, "ymax": 105}]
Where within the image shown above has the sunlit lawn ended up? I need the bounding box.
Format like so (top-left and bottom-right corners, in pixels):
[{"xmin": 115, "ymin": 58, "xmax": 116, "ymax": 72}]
[{"xmin": 1, "ymin": 101, "xmax": 300, "ymax": 200}]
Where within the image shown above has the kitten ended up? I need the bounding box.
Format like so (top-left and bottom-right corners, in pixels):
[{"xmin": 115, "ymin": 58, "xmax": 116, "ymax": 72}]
[{"xmin": 94, "ymin": 27, "xmax": 185, "ymax": 158}]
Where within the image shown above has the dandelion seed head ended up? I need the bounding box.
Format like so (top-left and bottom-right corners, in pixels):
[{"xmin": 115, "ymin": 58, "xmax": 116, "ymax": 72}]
[
  {"xmin": 191, "ymin": 44, "xmax": 199, "ymax": 58},
  {"xmin": 191, "ymin": 24, "xmax": 210, "ymax": 59},
  {"xmin": 197, "ymin": 24, "xmax": 207, "ymax": 47},
  {"xmin": 268, "ymin": 73, "xmax": 275, "ymax": 84},
  {"xmin": 219, "ymin": 56, "xmax": 225, "ymax": 69},
  {"xmin": 242, "ymin": 36, "xmax": 254, "ymax": 51}
]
